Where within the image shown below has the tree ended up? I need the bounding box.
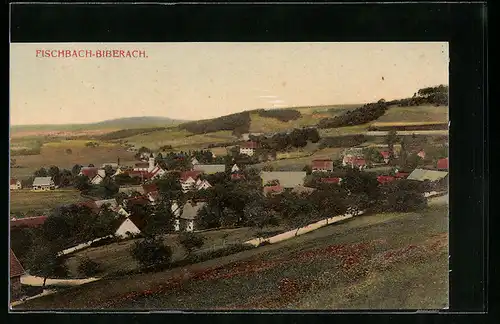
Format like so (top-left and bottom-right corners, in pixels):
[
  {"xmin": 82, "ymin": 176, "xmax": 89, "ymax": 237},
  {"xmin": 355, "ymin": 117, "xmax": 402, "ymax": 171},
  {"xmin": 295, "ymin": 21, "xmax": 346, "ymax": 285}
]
[
  {"xmin": 178, "ymin": 232, "xmax": 205, "ymax": 255},
  {"xmin": 48, "ymin": 166, "xmax": 61, "ymax": 186},
  {"xmin": 98, "ymin": 177, "xmax": 119, "ymax": 199},
  {"xmin": 130, "ymin": 236, "xmax": 173, "ymax": 268},
  {"xmin": 103, "ymin": 165, "xmax": 115, "ymax": 177},
  {"xmin": 71, "ymin": 164, "xmax": 82, "ymax": 176},
  {"xmin": 77, "ymin": 257, "xmax": 102, "ymax": 277},
  {"xmin": 363, "ymin": 147, "xmax": 384, "ymax": 164},
  {"xmin": 302, "ymin": 165, "xmax": 313, "ymax": 175},
  {"xmin": 34, "ymin": 167, "xmax": 48, "ymax": 177},
  {"xmin": 244, "ymin": 200, "xmax": 279, "ymax": 239},
  {"xmin": 88, "ymin": 164, "xmax": 95, "ymax": 167},
  {"xmin": 24, "ymin": 236, "xmax": 67, "ymax": 288},
  {"xmin": 74, "ymin": 175, "xmax": 91, "ymax": 192},
  {"xmin": 385, "ymin": 130, "xmax": 398, "ymax": 161}
]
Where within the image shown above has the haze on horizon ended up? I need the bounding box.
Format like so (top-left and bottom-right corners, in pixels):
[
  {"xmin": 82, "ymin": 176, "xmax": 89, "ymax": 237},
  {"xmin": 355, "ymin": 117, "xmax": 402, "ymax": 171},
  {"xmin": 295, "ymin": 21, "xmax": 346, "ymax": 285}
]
[{"xmin": 10, "ymin": 42, "xmax": 448, "ymax": 126}]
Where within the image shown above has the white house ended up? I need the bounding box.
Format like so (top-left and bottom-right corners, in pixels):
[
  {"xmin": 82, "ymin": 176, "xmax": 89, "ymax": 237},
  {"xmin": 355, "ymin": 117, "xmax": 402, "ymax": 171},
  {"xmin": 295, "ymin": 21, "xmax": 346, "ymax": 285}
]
[
  {"xmin": 10, "ymin": 179, "xmax": 21, "ymax": 190},
  {"xmin": 231, "ymin": 164, "xmax": 240, "ymax": 173},
  {"xmin": 172, "ymin": 201, "xmax": 207, "ymax": 232},
  {"xmin": 32, "ymin": 177, "xmax": 55, "ymax": 191},
  {"xmin": 239, "ymin": 141, "xmax": 258, "ymax": 156},
  {"xmin": 195, "ymin": 179, "xmax": 212, "ymax": 190},
  {"xmin": 148, "ymin": 165, "xmax": 166, "ymax": 179},
  {"xmin": 191, "ymin": 157, "xmax": 199, "ymax": 166},
  {"xmin": 90, "ymin": 169, "xmax": 107, "ymax": 185},
  {"xmin": 114, "ymin": 218, "xmax": 141, "ymax": 238}
]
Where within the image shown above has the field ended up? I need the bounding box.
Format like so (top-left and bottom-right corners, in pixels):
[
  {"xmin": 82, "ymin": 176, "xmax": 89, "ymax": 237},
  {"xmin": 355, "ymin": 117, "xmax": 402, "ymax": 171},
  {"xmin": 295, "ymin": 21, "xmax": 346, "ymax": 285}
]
[
  {"xmin": 16, "ymin": 204, "xmax": 448, "ymax": 310},
  {"xmin": 65, "ymin": 227, "xmax": 280, "ymax": 278},
  {"xmin": 9, "ymin": 189, "xmax": 85, "ymax": 215},
  {"xmin": 124, "ymin": 129, "xmax": 238, "ymax": 150},
  {"xmin": 10, "ymin": 143, "xmax": 137, "ymax": 179},
  {"xmin": 255, "ymin": 147, "xmax": 343, "ymax": 171},
  {"xmin": 374, "ymin": 105, "xmax": 448, "ymax": 124}
]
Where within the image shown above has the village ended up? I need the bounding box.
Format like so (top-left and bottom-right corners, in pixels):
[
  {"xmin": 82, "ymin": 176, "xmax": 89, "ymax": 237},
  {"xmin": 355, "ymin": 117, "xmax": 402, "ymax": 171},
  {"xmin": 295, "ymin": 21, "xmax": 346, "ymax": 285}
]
[{"xmin": 10, "ymin": 126, "xmax": 449, "ymax": 305}]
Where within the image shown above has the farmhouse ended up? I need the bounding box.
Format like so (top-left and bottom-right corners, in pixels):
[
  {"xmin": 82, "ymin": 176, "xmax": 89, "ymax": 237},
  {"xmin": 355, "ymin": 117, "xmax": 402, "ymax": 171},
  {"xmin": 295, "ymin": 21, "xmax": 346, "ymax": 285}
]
[
  {"xmin": 32, "ymin": 177, "xmax": 55, "ymax": 191},
  {"xmin": 10, "ymin": 249, "xmax": 25, "ymax": 301},
  {"xmin": 193, "ymin": 164, "xmax": 226, "ymax": 174},
  {"xmin": 311, "ymin": 159, "xmax": 334, "ymax": 173},
  {"xmin": 114, "ymin": 214, "xmax": 143, "ymax": 238},
  {"xmin": 172, "ymin": 201, "xmax": 207, "ymax": 232},
  {"xmin": 10, "ymin": 179, "xmax": 22, "ymax": 190},
  {"xmin": 180, "ymin": 171, "xmax": 203, "ymax": 192},
  {"xmin": 260, "ymin": 171, "xmax": 307, "ymax": 188},
  {"xmin": 239, "ymin": 141, "xmax": 258, "ymax": 156},
  {"xmin": 90, "ymin": 169, "xmax": 106, "ymax": 185},
  {"xmin": 79, "ymin": 167, "xmax": 99, "ymax": 179}
]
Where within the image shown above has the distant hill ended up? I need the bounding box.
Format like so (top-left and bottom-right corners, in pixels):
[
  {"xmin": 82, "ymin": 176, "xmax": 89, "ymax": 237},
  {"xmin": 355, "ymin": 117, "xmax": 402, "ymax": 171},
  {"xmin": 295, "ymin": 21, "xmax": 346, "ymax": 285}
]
[{"xmin": 10, "ymin": 116, "xmax": 185, "ymax": 133}]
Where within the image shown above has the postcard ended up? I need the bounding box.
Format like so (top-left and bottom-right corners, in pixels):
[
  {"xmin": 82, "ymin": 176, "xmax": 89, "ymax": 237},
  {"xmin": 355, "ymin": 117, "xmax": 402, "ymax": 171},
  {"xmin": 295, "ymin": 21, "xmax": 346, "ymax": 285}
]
[{"xmin": 10, "ymin": 42, "xmax": 449, "ymax": 310}]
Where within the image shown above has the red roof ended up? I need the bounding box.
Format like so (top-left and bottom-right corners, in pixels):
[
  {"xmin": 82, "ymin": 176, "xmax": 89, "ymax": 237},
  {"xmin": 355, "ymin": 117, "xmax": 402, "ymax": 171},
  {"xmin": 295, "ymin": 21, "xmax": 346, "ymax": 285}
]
[
  {"xmin": 128, "ymin": 170, "xmax": 152, "ymax": 178},
  {"xmin": 180, "ymin": 171, "xmax": 202, "ymax": 182},
  {"xmin": 353, "ymin": 158, "xmax": 366, "ymax": 166},
  {"xmin": 380, "ymin": 151, "xmax": 391, "ymax": 159},
  {"xmin": 437, "ymin": 158, "xmax": 448, "ymax": 170},
  {"xmin": 312, "ymin": 159, "xmax": 334, "ymax": 170},
  {"xmin": 80, "ymin": 167, "xmax": 98, "ymax": 179},
  {"xmin": 242, "ymin": 141, "xmax": 258, "ymax": 149},
  {"xmin": 377, "ymin": 175, "xmax": 395, "ymax": 184},
  {"xmin": 10, "ymin": 179, "xmax": 18, "ymax": 185},
  {"xmin": 10, "ymin": 249, "xmax": 25, "ymax": 278},
  {"xmin": 10, "ymin": 216, "xmax": 48, "ymax": 229},
  {"xmin": 320, "ymin": 177, "xmax": 342, "ymax": 184}
]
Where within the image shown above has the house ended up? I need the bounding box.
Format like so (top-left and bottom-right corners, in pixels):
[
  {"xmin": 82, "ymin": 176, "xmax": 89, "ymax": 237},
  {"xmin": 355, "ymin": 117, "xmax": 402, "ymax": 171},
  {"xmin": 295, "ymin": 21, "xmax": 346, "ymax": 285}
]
[
  {"xmin": 240, "ymin": 133, "xmax": 263, "ymax": 141},
  {"xmin": 193, "ymin": 164, "xmax": 226, "ymax": 174},
  {"xmin": 380, "ymin": 151, "xmax": 391, "ymax": 164},
  {"xmin": 437, "ymin": 158, "xmax": 449, "ymax": 170},
  {"xmin": 191, "ymin": 157, "xmax": 199, "ymax": 166},
  {"xmin": 312, "ymin": 159, "xmax": 334, "ymax": 172},
  {"xmin": 179, "ymin": 171, "xmax": 203, "ymax": 192},
  {"xmin": 90, "ymin": 169, "xmax": 106, "ymax": 185},
  {"xmin": 142, "ymin": 184, "xmax": 159, "ymax": 204},
  {"xmin": 239, "ymin": 141, "xmax": 258, "ymax": 156},
  {"xmin": 114, "ymin": 214, "xmax": 143, "ymax": 238},
  {"xmin": 407, "ymin": 169, "xmax": 448, "ymax": 182},
  {"xmin": 10, "ymin": 249, "xmax": 25, "ymax": 300},
  {"xmin": 319, "ymin": 177, "xmax": 342, "ymax": 185},
  {"xmin": 148, "ymin": 165, "xmax": 166, "ymax": 180},
  {"xmin": 231, "ymin": 164, "xmax": 240, "ymax": 173},
  {"xmin": 263, "ymin": 185, "xmax": 284, "ymax": 196},
  {"xmin": 133, "ymin": 162, "xmax": 150, "ymax": 172},
  {"xmin": 260, "ymin": 171, "xmax": 307, "ymax": 188},
  {"xmin": 10, "ymin": 179, "xmax": 22, "ymax": 190},
  {"xmin": 343, "ymin": 156, "xmax": 367, "ymax": 170},
  {"xmin": 32, "ymin": 177, "xmax": 55, "ymax": 191},
  {"xmin": 79, "ymin": 167, "xmax": 99, "ymax": 179},
  {"xmin": 417, "ymin": 150, "xmax": 426, "ymax": 159},
  {"xmin": 377, "ymin": 175, "xmax": 395, "ymax": 184},
  {"xmin": 195, "ymin": 179, "xmax": 212, "ymax": 190},
  {"xmin": 128, "ymin": 170, "xmax": 152, "ymax": 182},
  {"xmin": 172, "ymin": 201, "xmax": 207, "ymax": 232},
  {"xmin": 10, "ymin": 216, "xmax": 48, "ymax": 229}
]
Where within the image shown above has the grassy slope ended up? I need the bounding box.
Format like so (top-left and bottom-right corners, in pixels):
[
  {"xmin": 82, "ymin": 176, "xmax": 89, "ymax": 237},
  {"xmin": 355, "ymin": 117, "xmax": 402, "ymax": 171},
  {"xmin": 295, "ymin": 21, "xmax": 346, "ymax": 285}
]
[
  {"xmin": 9, "ymin": 189, "xmax": 85, "ymax": 215},
  {"xmin": 16, "ymin": 204, "xmax": 448, "ymax": 310},
  {"xmin": 374, "ymin": 105, "xmax": 448, "ymax": 124}
]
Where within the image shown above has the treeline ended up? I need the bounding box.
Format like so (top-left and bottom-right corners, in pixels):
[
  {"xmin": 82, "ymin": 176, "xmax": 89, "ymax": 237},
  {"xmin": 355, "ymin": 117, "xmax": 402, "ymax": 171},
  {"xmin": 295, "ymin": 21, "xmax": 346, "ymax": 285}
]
[
  {"xmin": 318, "ymin": 100, "xmax": 389, "ymax": 129},
  {"xmin": 251, "ymin": 128, "xmax": 320, "ymax": 151},
  {"xmin": 367, "ymin": 123, "xmax": 448, "ymax": 132},
  {"xmin": 257, "ymin": 109, "xmax": 302, "ymax": 122},
  {"xmin": 319, "ymin": 135, "xmax": 367, "ymax": 149},
  {"xmin": 390, "ymin": 85, "xmax": 448, "ymax": 107},
  {"xmin": 98, "ymin": 127, "xmax": 167, "ymax": 140},
  {"xmin": 179, "ymin": 112, "xmax": 251, "ymax": 135}
]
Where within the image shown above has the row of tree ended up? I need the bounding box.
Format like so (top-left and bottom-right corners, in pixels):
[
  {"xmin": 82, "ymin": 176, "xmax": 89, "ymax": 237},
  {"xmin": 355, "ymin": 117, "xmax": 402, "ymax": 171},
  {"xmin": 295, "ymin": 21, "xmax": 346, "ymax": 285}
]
[
  {"xmin": 257, "ymin": 109, "xmax": 302, "ymax": 122},
  {"xmin": 317, "ymin": 100, "xmax": 389, "ymax": 129}
]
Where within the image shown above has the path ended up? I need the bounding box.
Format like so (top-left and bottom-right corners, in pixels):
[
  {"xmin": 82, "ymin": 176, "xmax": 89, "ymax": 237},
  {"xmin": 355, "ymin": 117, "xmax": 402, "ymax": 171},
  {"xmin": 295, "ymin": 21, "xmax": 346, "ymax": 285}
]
[{"xmin": 21, "ymin": 275, "xmax": 101, "ymax": 287}]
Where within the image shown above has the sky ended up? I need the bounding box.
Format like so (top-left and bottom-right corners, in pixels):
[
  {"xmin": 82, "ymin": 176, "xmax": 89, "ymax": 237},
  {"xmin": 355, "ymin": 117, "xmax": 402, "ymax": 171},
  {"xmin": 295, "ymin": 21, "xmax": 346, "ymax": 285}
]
[{"xmin": 10, "ymin": 42, "xmax": 449, "ymax": 125}]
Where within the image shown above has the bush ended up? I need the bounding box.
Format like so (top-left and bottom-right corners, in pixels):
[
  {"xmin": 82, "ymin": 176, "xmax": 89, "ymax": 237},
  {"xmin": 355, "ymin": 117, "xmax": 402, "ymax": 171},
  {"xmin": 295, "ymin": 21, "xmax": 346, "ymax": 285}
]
[
  {"xmin": 319, "ymin": 135, "xmax": 367, "ymax": 148},
  {"xmin": 77, "ymin": 257, "xmax": 102, "ymax": 277},
  {"xmin": 130, "ymin": 237, "xmax": 173, "ymax": 269},
  {"xmin": 179, "ymin": 111, "xmax": 251, "ymax": 134},
  {"xmin": 258, "ymin": 109, "xmax": 302, "ymax": 122},
  {"xmin": 318, "ymin": 101, "xmax": 388, "ymax": 129},
  {"xmin": 178, "ymin": 232, "xmax": 205, "ymax": 254}
]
